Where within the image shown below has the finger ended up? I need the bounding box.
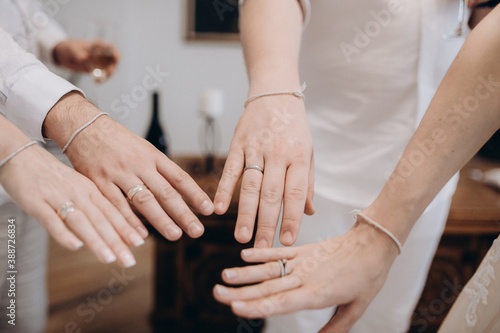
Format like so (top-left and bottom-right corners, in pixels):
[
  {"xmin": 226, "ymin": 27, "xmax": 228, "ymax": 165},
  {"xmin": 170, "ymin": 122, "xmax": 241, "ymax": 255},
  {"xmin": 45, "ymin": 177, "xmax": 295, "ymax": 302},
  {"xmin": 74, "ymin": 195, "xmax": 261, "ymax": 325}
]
[
  {"xmin": 77, "ymin": 199, "xmax": 137, "ymax": 268},
  {"xmin": 319, "ymin": 303, "xmax": 364, "ymax": 333},
  {"xmin": 123, "ymin": 180, "xmax": 183, "ymax": 241},
  {"xmin": 304, "ymin": 156, "xmax": 315, "ymax": 216},
  {"xmin": 145, "ymin": 175, "xmax": 205, "ymax": 238},
  {"xmin": 214, "ymin": 275, "xmax": 301, "ymax": 304},
  {"xmin": 90, "ymin": 191, "xmax": 145, "ymax": 247},
  {"xmin": 214, "ymin": 150, "xmax": 244, "ymax": 214},
  {"xmin": 279, "ymin": 163, "xmax": 308, "ymax": 246},
  {"xmin": 229, "ymin": 289, "xmax": 314, "ymax": 318},
  {"xmin": 62, "ymin": 209, "xmax": 117, "ymax": 264},
  {"xmin": 222, "ymin": 260, "xmax": 296, "ymax": 285},
  {"xmin": 157, "ymin": 158, "xmax": 214, "ymax": 216},
  {"xmin": 34, "ymin": 202, "xmax": 83, "ymax": 251},
  {"xmin": 98, "ymin": 182, "xmax": 149, "ymax": 238},
  {"xmin": 237, "ymin": 160, "xmax": 264, "ymax": 245},
  {"xmin": 254, "ymin": 161, "xmax": 285, "ymax": 248},
  {"xmin": 239, "ymin": 246, "xmax": 298, "ymax": 263}
]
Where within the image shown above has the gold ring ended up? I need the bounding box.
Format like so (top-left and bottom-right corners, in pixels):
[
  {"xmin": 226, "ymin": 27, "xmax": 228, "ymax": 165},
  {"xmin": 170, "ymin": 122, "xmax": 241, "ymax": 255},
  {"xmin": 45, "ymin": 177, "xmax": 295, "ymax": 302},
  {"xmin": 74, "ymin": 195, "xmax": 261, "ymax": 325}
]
[{"xmin": 57, "ymin": 201, "xmax": 75, "ymax": 220}]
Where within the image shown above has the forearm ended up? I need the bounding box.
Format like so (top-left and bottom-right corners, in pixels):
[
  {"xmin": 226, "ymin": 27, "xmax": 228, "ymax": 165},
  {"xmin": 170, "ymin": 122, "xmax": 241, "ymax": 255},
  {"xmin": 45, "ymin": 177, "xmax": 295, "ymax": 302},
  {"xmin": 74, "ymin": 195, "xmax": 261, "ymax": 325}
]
[
  {"xmin": 240, "ymin": 0, "xmax": 304, "ymax": 94},
  {"xmin": 0, "ymin": 116, "xmax": 33, "ymax": 161},
  {"xmin": 365, "ymin": 7, "xmax": 500, "ymax": 243}
]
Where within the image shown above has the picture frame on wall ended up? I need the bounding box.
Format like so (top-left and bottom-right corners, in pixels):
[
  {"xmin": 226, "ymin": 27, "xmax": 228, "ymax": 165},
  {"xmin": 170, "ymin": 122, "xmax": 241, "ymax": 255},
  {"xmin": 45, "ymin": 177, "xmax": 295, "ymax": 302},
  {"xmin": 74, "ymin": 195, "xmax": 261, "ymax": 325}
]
[{"xmin": 186, "ymin": 0, "xmax": 239, "ymax": 41}]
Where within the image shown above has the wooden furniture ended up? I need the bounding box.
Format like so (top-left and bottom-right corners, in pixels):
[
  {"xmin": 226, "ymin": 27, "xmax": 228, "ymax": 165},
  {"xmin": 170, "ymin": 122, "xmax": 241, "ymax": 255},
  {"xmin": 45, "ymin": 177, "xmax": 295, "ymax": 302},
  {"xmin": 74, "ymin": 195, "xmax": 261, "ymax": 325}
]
[
  {"xmin": 410, "ymin": 157, "xmax": 500, "ymax": 332},
  {"xmin": 151, "ymin": 156, "xmax": 264, "ymax": 333}
]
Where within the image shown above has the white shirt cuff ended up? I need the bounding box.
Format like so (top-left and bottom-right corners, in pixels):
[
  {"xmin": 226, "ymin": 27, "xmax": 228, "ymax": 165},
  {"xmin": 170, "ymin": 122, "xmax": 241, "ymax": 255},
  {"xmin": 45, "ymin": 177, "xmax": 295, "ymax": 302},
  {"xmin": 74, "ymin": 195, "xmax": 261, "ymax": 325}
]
[{"xmin": 5, "ymin": 68, "xmax": 82, "ymax": 142}]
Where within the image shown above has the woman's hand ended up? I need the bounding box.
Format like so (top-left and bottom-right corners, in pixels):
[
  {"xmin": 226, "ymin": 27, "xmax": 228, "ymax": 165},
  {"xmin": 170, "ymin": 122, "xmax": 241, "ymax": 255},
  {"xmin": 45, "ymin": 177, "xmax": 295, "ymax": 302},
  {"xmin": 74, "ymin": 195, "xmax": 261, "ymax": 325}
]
[
  {"xmin": 0, "ymin": 144, "xmax": 142, "ymax": 267},
  {"xmin": 214, "ymin": 96, "xmax": 315, "ymax": 248},
  {"xmin": 213, "ymin": 222, "xmax": 399, "ymax": 333}
]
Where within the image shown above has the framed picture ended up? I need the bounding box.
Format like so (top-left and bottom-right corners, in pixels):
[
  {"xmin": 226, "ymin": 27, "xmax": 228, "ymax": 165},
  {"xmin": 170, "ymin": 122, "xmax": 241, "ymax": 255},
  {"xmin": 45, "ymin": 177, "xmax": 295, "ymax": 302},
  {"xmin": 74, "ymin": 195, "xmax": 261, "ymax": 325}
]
[{"xmin": 187, "ymin": 0, "xmax": 240, "ymax": 41}]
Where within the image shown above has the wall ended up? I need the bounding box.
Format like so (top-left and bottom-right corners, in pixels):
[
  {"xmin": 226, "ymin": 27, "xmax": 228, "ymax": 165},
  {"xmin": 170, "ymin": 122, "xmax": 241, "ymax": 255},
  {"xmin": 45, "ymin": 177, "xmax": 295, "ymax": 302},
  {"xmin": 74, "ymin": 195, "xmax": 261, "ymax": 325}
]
[{"xmin": 46, "ymin": 0, "xmax": 247, "ymax": 156}]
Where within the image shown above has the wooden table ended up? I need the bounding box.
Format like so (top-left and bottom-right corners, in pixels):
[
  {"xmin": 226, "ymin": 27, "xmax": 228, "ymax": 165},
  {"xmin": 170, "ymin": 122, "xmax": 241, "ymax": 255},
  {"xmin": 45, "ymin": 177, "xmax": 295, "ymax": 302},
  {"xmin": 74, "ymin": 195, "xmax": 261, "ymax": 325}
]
[{"xmin": 410, "ymin": 157, "xmax": 500, "ymax": 332}]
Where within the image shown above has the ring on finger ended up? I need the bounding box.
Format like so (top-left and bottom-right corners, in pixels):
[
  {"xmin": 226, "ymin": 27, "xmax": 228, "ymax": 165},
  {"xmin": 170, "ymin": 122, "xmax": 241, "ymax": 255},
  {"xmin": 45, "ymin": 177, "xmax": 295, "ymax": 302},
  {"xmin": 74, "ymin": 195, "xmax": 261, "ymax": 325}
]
[
  {"xmin": 57, "ymin": 201, "xmax": 75, "ymax": 220},
  {"xmin": 278, "ymin": 258, "xmax": 288, "ymax": 278},
  {"xmin": 126, "ymin": 184, "xmax": 149, "ymax": 201},
  {"xmin": 244, "ymin": 165, "xmax": 264, "ymax": 174}
]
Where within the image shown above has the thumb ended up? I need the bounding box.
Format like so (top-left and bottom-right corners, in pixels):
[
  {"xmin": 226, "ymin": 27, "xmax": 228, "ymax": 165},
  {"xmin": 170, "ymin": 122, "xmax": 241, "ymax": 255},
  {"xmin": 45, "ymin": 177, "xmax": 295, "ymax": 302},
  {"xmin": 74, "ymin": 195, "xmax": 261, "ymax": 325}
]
[{"xmin": 319, "ymin": 303, "xmax": 363, "ymax": 333}]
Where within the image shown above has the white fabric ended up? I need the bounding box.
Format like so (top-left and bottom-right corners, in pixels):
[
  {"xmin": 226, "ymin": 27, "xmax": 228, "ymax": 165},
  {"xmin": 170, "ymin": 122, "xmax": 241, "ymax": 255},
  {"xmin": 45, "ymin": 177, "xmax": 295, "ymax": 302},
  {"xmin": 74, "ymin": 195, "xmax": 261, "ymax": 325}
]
[
  {"xmin": 0, "ymin": 0, "xmax": 82, "ymax": 205},
  {"xmin": 236, "ymin": 0, "xmax": 469, "ymax": 332}
]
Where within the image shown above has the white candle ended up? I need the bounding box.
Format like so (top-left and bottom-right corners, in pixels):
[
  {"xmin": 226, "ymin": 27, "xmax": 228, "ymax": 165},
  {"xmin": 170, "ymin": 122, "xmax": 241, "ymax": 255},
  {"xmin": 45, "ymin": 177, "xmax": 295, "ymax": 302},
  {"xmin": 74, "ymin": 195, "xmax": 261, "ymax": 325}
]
[{"xmin": 199, "ymin": 89, "xmax": 224, "ymax": 120}]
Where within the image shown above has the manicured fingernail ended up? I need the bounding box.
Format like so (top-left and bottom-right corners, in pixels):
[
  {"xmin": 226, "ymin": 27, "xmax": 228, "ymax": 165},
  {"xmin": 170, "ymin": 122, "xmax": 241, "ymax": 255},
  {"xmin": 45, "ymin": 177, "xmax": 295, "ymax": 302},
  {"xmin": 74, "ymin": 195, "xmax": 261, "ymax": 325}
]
[
  {"xmin": 130, "ymin": 233, "xmax": 145, "ymax": 247},
  {"xmin": 238, "ymin": 226, "xmax": 249, "ymax": 238},
  {"xmin": 241, "ymin": 249, "xmax": 253, "ymax": 258},
  {"xmin": 189, "ymin": 222, "xmax": 204, "ymax": 236},
  {"xmin": 120, "ymin": 252, "xmax": 136, "ymax": 268},
  {"xmin": 256, "ymin": 239, "xmax": 268, "ymax": 248},
  {"xmin": 281, "ymin": 231, "xmax": 293, "ymax": 244},
  {"xmin": 73, "ymin": 241, "xmax": 84, "ymax": 250},
  {"xmin": 100, "ymin": 248, "xmax": 117, "ymax": 263},
  {"xmin": 201, "ymin": 200, "xmax": 214, "ymax": 214},
  {"xmin": 136, "ymin": 226, "xmax": 149, "ymax": 238},
  {"xmin": 224, "ymin": 269, "xmax": 237, "ymax": 280},
  {"xmin": 232, "ymin": 301, "xmax": 246, "ymax": 309},
  {"xmin": 216, "ymin": 284, "xmax": 229, "ymax": 295},
  {"xmin": 216, "ymin": 202, "xmax": 224, "ymax": 211},
  {"xmin": 166, "ymin": 225, "xmax": 182, "ymax": 238}
]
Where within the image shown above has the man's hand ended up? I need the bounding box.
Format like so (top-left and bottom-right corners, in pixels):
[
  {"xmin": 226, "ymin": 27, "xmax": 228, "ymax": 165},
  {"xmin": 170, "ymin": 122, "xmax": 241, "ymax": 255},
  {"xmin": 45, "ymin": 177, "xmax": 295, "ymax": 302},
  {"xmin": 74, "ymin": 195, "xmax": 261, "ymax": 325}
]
[
  {"xmin": 214, "ymin": 96, "xmax": 314, "ymax": 248},
  {"xmin": 43, "ymin": 93, "xmax": 214, "ymax": 241},
  {"xmin": 53, "ymin": 39, "xmax": 120, "ymax": 78}
]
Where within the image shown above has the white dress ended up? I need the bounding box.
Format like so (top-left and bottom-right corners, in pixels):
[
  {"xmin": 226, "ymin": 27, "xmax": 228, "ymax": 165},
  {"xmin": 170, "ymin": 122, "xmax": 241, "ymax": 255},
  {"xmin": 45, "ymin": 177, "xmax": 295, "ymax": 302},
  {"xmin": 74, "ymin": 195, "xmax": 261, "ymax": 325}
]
[{"xmin": 242, "ymin": 0, "xmax": 468, "ymax": 332}]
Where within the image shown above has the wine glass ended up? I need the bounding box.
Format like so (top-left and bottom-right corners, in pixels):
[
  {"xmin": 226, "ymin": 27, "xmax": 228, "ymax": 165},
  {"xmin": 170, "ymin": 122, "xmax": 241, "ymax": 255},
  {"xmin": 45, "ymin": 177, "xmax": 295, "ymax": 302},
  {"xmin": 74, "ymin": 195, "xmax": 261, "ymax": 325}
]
[
  {"xmin": 86, "ymin": 21, "xmax": 116, "ymax": 83},
  {"xmin": 442, "ymin": 0, "xmax": 467, "ymax": 39}
]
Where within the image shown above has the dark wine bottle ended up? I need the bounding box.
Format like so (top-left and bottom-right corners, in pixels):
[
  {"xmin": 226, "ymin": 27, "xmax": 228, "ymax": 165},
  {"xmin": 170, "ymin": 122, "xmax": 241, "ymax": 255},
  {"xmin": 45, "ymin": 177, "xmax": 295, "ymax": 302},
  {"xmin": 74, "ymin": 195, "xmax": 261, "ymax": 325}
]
[{"xmin": 146, "ymin": 92, "xmax": 169, "ymax": 156}]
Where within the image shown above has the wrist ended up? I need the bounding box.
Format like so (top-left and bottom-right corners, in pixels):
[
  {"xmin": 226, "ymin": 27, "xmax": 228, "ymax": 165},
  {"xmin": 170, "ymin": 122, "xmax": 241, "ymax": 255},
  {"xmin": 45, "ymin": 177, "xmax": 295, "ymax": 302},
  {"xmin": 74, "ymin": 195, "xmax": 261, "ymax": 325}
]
[
  {"xmin": 348, "ymin": 219, "xmax": 400, "ymax": 260},
  {"xmin": 42, "ymin": 92, "xmax": 98, "ymax": 147}
]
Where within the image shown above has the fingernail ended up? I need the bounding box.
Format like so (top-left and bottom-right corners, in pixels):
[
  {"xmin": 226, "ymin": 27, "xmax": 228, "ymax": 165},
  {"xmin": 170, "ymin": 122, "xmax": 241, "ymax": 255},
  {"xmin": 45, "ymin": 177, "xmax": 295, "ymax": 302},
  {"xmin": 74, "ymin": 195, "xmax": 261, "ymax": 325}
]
[
  {"xmin": 241, "ymin": 249, "xmax": 253, "ymax": 257},
  {"xmin": 100, "ymin": 248, "xmax": 117, "ymax": 263},
  {"xmin": 256, "ymin": 239, "xmax": 268, "ymax": 248},
  {"xmin": 281, "ymin": 231, "xmax": 293, "ymax": 244},
  {"xmin": 224, "ymin": 269, "xmax": 237, "ymax": 280},
  {"xmin": 216, "ymin": 284, "xmax": 229, "ymax": 295},
  {"xmin": 73, "ymin": 241, "xmax": 84, "ymax": 250},
  {"xmin": 238, "ymin": 226, "xmax": 249, "ymax": 238},
  {"xmin": 120, "ymin": 252, "xmax": 136, "ymax": 268},
  {"xmin": 130, "ymin": 233, "xmax": 145, "ymax": 247},
  {"xmin": 201, "ymin": 200, "xmax": 214, "ymax": 214},
  {"xmin": 216, "ymin": 202, "xmax": 224, "ymax": 212},
  {"xmin": 188, "ymin": 222, "xmax": 204, "ymax": 236},
  {"xmin": 166, "ymin": 225, "xmax": 182, "ymax": 238},
  {"xmin": 136, "ymin": 226, "xmax": 149, "ymax": 238},
  {"xmin": 232, "ymin": 301, "xmax": 246, "ymax": 309}
]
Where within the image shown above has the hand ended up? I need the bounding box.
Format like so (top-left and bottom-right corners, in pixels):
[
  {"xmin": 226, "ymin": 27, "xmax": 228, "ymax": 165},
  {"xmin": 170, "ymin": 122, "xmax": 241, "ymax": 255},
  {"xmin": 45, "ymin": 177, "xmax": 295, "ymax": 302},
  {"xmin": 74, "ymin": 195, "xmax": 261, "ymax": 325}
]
[
  {"xmin": 214, "ymin": 96, "xmax": 315, "ymax": 248},
  {"xmin": 43, "ymin": 94, "xmax": 214, "ymax": 241},
  {"xmin": 53, "ymin": 39, "xmax": 120, "ymax": 78},
  {"xmin": 0, "ymin": 144, "xmax": 143, "ymax": 267},
  {"xmin": 213, "ymin": 222, "xmax": 399, "ymax": 333}
]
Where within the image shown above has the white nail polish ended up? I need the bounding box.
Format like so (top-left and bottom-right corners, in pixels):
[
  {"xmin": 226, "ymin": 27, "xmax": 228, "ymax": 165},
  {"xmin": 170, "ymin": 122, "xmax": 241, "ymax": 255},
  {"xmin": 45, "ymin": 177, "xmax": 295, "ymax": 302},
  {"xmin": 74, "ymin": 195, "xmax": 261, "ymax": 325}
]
[
  {"xmin": 121, "ymin": 253, "xmax": 136, "ymax": 268},
  {"xmin": 101, "ymin": 248, "xmax": 117, "ymax": 263},
  {"xmin": 130, "ymin": 233, "xmax": 145, "ymax": 247}
]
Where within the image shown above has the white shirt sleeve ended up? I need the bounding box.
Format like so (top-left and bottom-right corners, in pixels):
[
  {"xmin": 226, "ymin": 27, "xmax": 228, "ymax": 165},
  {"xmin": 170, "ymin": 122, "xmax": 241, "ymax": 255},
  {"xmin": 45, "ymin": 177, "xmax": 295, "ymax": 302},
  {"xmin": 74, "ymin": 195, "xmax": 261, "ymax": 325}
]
[
  {"xmin": 0, "ymin": 27, "xmax": 81, "ymax": 142},
  {"xmin": 238, "ymin": 0, "xmax": 311, "ymax": 27}
]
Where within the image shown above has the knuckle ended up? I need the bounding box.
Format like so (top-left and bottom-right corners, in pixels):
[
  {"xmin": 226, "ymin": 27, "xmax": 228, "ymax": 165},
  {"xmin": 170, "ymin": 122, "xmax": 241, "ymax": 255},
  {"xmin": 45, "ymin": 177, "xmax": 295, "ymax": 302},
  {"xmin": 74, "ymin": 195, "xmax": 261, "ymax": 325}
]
[
  {"xmin": 285, "ymin": 187, "xmax": 306, "ymax": 202},
  {"xmin": 177, "ymin": 209, "xmax": 194, "ymax": 224},
  {"xmin": 134, "ymin": 189, "xmax": 156, "ymax": 205},
  {"xmin": 158, "ymin": 186, "xmax": 180, "ymax": 202},
  {"xmin": 223, "ymin": 163, "xmax": 241, "ymax": 181},
  {"xmin": 241, "ymin": 181, "xmax": 261, "ymax": 196},
  {"xmin": 261, "ymin": 188, "xmax": 282, "ymax": 205},
  {"xmin": 171, "ymin": 170, "xmax": 189, "ymax": 186}
]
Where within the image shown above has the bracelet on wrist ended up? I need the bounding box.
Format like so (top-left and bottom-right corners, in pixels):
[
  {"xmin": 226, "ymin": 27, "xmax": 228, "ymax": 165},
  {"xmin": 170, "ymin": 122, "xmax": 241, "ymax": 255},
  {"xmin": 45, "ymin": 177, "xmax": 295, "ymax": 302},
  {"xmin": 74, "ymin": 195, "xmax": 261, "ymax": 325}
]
[
  {"xmin": 0, "ymin": 141, "xmax": 37, "ymax": 169},
  {"xmin": 350, "ymin": 209, "xmax": 403, "ymax": 255},
  {"xmin": 244, "ymin": 83, "xmax": 306, "ymax": 108},
  {"xmin": 61, "ymin": 112, "xmax": 108, "ymax": 154}
]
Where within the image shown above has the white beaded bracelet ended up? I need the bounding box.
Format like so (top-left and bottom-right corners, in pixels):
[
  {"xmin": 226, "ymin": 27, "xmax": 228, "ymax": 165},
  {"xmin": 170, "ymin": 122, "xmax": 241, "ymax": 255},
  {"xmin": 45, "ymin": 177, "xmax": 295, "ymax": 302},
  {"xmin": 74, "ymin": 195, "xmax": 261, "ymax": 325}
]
[
  {"xmin": 0, "ymin": 141, "xmax": 37, "ymax": 169},
  {"xmin": 350, "ymin": 209, "xmax": 403, "ymax": 255},
  {"xmin": 244, "ymin": 83, "xmax": 307, "ymax": 108},
  {"xmin": 61, "ymin": 112, "xmax": 108, "ymax": 154}
]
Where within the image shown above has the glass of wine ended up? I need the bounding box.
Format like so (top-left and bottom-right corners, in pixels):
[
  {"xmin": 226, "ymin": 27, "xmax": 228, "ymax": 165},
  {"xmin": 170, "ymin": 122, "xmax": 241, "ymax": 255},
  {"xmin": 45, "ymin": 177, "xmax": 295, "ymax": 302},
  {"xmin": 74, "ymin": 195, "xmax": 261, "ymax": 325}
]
[
  {"xmin": 442, "ymin": 0, "xmax": 467, "ymax": 39},
  {"xmin": 89, "ymin": 44, "xmax": 116, "ymax": 83}
]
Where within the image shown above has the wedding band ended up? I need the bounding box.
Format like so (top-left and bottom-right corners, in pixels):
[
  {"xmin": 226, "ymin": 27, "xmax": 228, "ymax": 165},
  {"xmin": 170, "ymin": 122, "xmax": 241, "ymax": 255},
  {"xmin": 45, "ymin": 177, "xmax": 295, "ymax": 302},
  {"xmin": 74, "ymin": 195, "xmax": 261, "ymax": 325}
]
[
  {"xmin": 57, "ymin": 201, "xmax": 75, "ymax": 220},
  {"xmin": 126, "ymin": 184, "xmax": 149, "ymax": 201},
  {"xmin": 244, "ymin": 165, "xmax": 264, "ymax": 174},
  {"xmin": 278, "ymin": 259, "xmax": 288, "ymax": 278}
]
